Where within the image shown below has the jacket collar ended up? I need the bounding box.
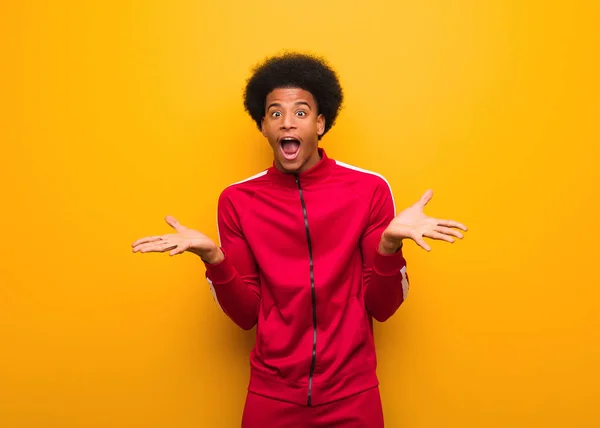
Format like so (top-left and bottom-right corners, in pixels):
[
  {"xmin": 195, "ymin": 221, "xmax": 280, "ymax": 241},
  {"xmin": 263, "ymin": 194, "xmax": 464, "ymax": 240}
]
[{"xmin": 267, "ymin": 147, "xmax": 334, "ymax": 188}]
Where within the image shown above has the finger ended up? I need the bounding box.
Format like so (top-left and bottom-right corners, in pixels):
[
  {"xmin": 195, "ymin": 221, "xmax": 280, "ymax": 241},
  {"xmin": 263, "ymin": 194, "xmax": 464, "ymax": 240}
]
[
  {"xmin": 132, "ymin": 238, "xmax": 163, "ymax": 252},
  {"xmin": 169, "ymin": 243, "xmax": 188, "ymax": 256},
  {"xmin": 434, "ymin": 225, "xmax": 464, "ymax": 239},
  {"xmin": 131, "ymin": 235, "xmax": 163, "ymax": 247},
  {"xmin": 435, "ymin": 219, "xmax": 468, "ymax": 231},
  {"xmin": 424, "ymin": 230, "xmax": 455, "ymax": 243},
  {"xmin": 416, "ymin": 189, "xmax": 433, "ymax": 208},
  {"xmin": 137, "ymin": 241, "xmax": 177, "ymax": 253},
  {"xmin": 414, "ymin": 236, "xmax": 432, "ymax": 252},
  {"xmin": 165, "ymin": 215, "xmax": 186, "ymax": 232}
]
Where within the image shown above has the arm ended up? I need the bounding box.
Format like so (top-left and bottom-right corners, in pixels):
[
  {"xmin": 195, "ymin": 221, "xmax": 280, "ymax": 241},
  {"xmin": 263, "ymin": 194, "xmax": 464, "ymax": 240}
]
[
  {"xmin": 363, "ymin": 185, "xmax": 469, "ymax": 322},
  {"xmin": 203, "ymin": 191, "xmax": 260, "ymax": 330},
  {"xmin": 362, "ymin": 181, "xmax": 409, "ymax": 322}
]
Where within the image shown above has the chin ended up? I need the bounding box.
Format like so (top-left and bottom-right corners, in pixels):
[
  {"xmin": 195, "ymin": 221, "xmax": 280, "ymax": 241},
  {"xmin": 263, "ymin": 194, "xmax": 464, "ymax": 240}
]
[{"xmin": 277, "ymin": 157, "xmax": 303, "ymax": 174}]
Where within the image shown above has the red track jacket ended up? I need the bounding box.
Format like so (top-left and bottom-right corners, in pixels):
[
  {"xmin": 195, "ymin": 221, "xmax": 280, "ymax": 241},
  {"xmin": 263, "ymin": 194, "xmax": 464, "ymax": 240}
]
[{"xmin": 204, "ymin": 148, "xmax": 409, "ymax": 406}]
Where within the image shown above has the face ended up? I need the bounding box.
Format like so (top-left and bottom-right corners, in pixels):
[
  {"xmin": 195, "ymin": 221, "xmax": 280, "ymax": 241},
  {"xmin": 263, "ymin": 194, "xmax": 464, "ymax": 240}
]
[{"xmin": 261, "ymin": 87, "xmax": 325, "ymax": 174}]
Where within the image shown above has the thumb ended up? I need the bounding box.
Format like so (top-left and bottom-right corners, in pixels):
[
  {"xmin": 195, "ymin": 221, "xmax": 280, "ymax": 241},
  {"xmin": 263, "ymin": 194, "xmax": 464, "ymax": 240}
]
[
  {"xmin": 417, "ymin": 189, "xmax": 433, "ymax": 208},
  {"xmin": 165, "ymin": 215, "xmax": 186, "ymax": 232}
]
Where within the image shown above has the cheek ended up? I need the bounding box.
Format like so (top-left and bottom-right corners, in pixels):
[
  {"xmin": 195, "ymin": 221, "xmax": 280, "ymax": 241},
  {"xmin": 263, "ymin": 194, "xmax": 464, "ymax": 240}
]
[
  {"xmin": 266, "ymin": 129, "xmax": 280, "ymax": 150},
  {"xmin": 263, "ymin": 123, "xmax": 276, "ymax": 140}
]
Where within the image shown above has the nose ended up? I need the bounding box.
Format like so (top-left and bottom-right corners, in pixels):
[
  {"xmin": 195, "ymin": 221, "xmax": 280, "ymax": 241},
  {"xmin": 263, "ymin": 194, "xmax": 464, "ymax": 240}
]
[{"xmin": 280, "ymin": 113, "xmax": 296, "ymax": 130}]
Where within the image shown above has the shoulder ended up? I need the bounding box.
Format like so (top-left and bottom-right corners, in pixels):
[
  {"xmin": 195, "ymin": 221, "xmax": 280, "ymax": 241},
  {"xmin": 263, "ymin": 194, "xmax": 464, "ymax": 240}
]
[
  {"xmin": 332, "ymin": 159, "xmax": 393, "ymax": 193},
  {"xmin": 219, "ymin": 169, "xmax": 269, "ymax": 201},
  {"xmin": 331, "ymin": 159, "xmax": 396, "ymax": 213}
]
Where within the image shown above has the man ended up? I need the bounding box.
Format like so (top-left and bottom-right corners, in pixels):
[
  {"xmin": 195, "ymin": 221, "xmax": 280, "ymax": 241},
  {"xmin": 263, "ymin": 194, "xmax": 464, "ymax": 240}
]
[{"xmin": 132, "ymin": 52, "xmax": 467, "ymax": 427}]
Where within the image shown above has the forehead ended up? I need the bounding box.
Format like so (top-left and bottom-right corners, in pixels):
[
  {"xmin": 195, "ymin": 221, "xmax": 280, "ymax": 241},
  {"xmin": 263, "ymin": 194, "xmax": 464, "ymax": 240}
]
[{"xmin": 265, "ymin": 87, "xmax": 317, "ymax": 107}]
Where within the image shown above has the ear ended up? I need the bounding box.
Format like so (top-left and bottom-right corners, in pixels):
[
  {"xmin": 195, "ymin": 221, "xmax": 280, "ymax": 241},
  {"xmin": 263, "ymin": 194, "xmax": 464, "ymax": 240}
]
[
  {"xmin": 316, "ymin": 114, "xmax": 325, "ymax": 137},
  {"xmin": 261, "ymin": 117, "xmax": 266, "ymax": 137}
]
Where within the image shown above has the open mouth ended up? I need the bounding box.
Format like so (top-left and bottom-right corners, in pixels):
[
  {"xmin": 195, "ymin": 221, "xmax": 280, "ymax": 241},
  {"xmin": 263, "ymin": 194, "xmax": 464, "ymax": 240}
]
[{"xmin": 279, "ymin": 137, "xmax": 301, "ymax": 160}]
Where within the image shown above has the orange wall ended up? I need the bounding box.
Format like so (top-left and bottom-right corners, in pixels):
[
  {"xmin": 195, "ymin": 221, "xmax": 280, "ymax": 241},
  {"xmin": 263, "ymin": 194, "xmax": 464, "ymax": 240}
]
[{"xmin": 1, "ymin": 1, "xmax": 599, "ymax": 427}]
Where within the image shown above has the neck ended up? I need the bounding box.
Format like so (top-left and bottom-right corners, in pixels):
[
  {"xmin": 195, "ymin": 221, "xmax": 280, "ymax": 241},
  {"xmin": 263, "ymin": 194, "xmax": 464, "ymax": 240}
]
[{"xmin": 277, "ymin": 147, "xmax": 322, "ymax": 175}]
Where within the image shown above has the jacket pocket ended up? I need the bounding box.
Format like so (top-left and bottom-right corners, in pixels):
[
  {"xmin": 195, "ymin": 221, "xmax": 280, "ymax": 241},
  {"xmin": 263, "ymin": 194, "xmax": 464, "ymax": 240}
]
[
  {"xmin": 256, "ymin": 300, "xmax": 274, "ymax": 358},
  {"xmin": 314, "ymin": 296, "xmax": 374, "ymax": 376}
]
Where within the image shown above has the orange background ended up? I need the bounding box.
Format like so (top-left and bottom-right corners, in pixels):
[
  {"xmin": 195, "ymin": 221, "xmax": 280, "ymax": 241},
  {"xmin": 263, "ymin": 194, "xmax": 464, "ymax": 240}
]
[{"xmin": 1, "ymin": 1, "xmax": 599, "ymax": 427}]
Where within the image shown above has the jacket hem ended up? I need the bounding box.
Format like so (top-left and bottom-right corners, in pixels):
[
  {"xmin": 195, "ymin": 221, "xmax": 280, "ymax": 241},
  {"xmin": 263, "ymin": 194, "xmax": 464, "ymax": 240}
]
[{"xmin": 247, "ymin": 366, "xmax": 379, "ymax": 407}]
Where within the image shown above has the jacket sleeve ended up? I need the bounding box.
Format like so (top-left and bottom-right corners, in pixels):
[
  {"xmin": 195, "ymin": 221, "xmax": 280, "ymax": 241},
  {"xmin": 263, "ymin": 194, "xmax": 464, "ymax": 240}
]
[
  {"xmin": 362, "ymin": 179, "xmax": 410, "ymax": 322},
  {"xmin": 203, "ymin": 190, "xmax": 260, "ymax": 330}
]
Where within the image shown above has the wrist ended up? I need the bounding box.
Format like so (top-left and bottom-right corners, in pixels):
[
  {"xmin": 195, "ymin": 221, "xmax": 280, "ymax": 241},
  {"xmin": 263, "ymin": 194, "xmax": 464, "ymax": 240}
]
[
  {"xmin": 191, "ymin": 246, "xmax": 224, "ymax": 264},
  {"xmin": 378, "ymin": 235, "xmax": 403, "ymax": 255},
  {"xmin": 204, "ymin": 247, "xmax": 224, "ymax": 264}
]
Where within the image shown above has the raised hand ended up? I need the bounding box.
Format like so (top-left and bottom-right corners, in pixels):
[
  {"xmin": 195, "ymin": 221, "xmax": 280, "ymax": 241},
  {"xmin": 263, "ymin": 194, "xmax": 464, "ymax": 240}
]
[
  {"xmin": 380, "ymin": 190, "xmax": 468, "ymax": 253},
  {"xmin": 131, "ymin": 215, "xmax": 223, "ymax": 263}
]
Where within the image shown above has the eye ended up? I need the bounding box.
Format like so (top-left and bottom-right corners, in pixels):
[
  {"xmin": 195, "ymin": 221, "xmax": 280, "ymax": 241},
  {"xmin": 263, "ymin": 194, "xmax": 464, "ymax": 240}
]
[
  {"xmin": 271, "ymin": 111, "xmax": 281, "ymax": 117},
  {"xmin": 296, "ymin": 110, "xmax": 306, "ymax": 117}
]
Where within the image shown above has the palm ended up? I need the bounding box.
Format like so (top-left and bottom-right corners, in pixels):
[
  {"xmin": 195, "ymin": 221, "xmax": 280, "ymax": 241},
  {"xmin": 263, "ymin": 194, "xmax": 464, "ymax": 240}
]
[
  {"xmin": 131, "ymin": 215, "xmax": 216, "ymax": 257},
  {"xmin": 383, "ymin": 190, "xmax": 468, "ymax": 252}
]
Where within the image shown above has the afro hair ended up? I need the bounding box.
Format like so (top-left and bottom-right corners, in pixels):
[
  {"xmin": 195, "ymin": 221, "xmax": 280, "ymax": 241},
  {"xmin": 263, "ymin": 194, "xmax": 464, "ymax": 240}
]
[{"xmin": 243, "ymin": 52, "xmax": 344, "ymax": 140}]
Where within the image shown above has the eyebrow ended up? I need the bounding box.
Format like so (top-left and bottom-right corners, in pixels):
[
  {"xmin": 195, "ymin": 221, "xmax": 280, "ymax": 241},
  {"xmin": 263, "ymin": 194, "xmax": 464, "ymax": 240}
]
[{"xmin": 266, "ymin": 101, "xmax": 312, "ymax": 111}]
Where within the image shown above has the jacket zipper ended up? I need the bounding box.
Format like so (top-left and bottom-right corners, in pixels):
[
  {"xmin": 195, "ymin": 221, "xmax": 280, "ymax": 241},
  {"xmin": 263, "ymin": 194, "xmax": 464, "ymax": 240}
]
[{"xmin": 295, "ymin": 175, "xmax": 317, "ymax": 407}]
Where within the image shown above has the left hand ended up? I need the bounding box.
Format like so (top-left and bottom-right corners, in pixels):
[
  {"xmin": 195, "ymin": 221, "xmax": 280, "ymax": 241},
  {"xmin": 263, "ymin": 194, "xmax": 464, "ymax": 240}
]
[{"xmin": 380, "ymin": 189, "xmax": 468, "ymax": 252}]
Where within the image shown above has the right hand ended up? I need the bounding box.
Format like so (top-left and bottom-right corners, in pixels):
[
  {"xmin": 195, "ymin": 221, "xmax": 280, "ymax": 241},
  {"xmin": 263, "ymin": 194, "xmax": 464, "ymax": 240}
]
[{"xmin": 131, "ymin": 215, "xmax": 224, "ymax": 263}]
